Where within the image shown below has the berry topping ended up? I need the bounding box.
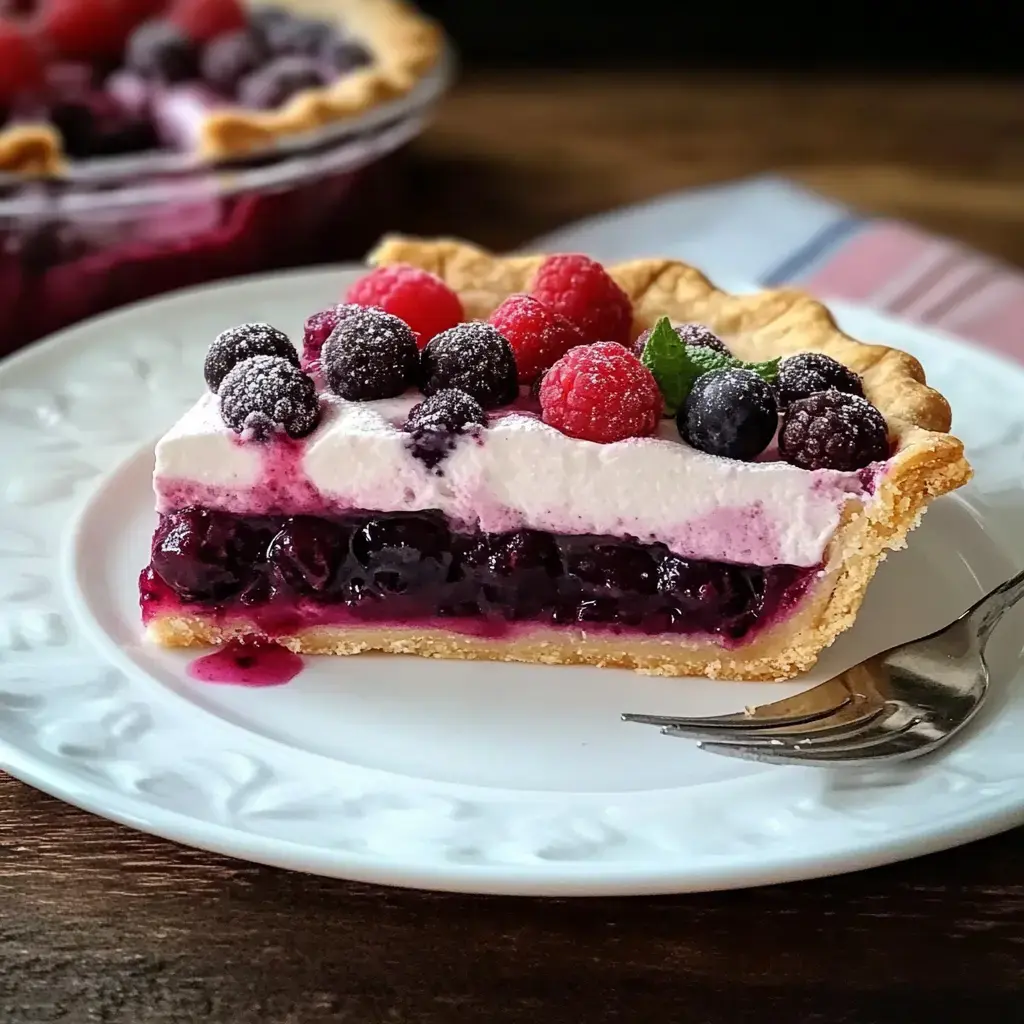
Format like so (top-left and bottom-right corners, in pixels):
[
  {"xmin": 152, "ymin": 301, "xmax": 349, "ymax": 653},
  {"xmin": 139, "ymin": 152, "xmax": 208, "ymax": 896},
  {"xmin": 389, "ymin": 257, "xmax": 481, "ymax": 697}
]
[
  {"xmin": 238, "ymin": 54, "xmax": 326, "ymax": 109},
  {"xmin": 125, "ymin": 20, "xmax": 200, "ymax": 83},
  {"xmin": 404, "ymin": 388, "xmax": 487, "ymax": 468},
  {"xmin": 321, "ymin": 306, "xmax": 418, "ymax": 401},
  {"xmin": 345, "ymin": 264, "xmax": 463, "ymax": 349},
  {"xmin": 218, "ymin": 355, "xmax": 320, "ymax": 440},
  {"xmin": 268, "ymin": 517, "xmax": 347, "ymax": 596},
  {"xmin": 487, "ymin": 293, "xmax": 585, "ymax": 384},
  {"xmin": 0, "ymin": 23, "xmax": 43, "ymax": 104},
  {"xmin": 301, "ymin": 302, "xmax": 361, "ymax": 368},
  {"xmin": 634, "ymin": 321, "xmax": 731, "ymax": 361},
  {"xmin": 199, "ymin": 29, "xmax": 268, "ymax": 96},
  {"xmin": 151, "ymin": 507, "xmax": 265, "ymax": 601},
  {"xmin": 775, "ymin": 352, "xmax": 865, "ymax": 408},
  {"xmin": 531, "ymin": 254, "xmax": 633, "ymax": 346},
  {"xmin": 169, "ymin": 0, "xmax": 247, "ymax": 43},
  {"xmin": 322, "ymin": 35, "xmax": 372, "ymax": 73},
  {"xmin": 679, "ymin": 367, "xmax": 778, "ymax": 461},
  {"xmin": 351, "ymin": 513, "xmax": 451, "ymax": 594},
  {"xmin": 676, "ymin": 322, "xmax": 730, "ymax": 354},
  {"xmin": 539, "ymin": 341, "xmax": 662, "ymax": 444},
  {"xmin": 419, "ymin": 322, "xmax": 518, "ymax": 410},
  {"xmin": 779, "ymin": 390, "xmax": 889, "ymax": 471},
  {"xmin": 568, "ymin": 542, "xmax": 658, "ymax": 595},
  {"xmin": 204, "ymin": 322, "xmax": 297, "ymax": 390}
]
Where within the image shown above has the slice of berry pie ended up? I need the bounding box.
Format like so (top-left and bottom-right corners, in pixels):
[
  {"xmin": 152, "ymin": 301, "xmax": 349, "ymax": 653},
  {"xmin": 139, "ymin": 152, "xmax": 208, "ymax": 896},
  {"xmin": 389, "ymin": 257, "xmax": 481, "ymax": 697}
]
[
  {"xmin": 0, "ymin": 0, "xmax": 442, "ymax": 172},
  {"xmin": 140, "ymin": 238, "xmax": 972, "ymax": 681}
]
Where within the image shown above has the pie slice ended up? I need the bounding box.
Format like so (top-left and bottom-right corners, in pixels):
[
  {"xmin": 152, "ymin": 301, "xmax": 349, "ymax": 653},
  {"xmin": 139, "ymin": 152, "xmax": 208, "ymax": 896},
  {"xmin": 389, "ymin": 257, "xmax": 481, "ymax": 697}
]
[{"xmin": 140, "ymin": 237, "xmax": 971, "ymax": 681}]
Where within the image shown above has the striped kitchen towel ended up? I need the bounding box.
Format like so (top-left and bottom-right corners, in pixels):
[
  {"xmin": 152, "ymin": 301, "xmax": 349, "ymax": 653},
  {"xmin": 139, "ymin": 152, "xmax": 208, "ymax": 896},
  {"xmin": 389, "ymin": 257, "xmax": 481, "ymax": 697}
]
[{"xmin": 527, "ymin": 176, "xmax": 1023, "ymax": 362}]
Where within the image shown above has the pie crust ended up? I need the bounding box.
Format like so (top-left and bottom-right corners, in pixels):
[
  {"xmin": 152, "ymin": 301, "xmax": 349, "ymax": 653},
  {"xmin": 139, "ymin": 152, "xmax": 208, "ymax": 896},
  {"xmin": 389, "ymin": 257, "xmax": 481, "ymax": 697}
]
[
  {"xmin": 145, "ymin": 237, "xmax": 972, "ymax": 681},
  {"xmin": 0, "ymin": 0, "xmax": 444, "ymax": 175}
]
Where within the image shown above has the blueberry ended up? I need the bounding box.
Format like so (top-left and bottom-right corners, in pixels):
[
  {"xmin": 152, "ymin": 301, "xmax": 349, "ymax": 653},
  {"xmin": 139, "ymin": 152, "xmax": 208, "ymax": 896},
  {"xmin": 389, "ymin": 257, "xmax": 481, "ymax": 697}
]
[
  {"xmin": 404, "ymin": 388, "xmax": 487, "ymax": 469},
  {"xmin": 659, "ymin": 554, "xmax": 764, "ymax": 632},
  {"xmin": 350, "ymin": 513, "xmax": 451, "ymax": 594},
  {"xmin": 460, "ymin": 530, "xmax": 562, "ymax": 618},
  {"xmin": 201, "ymin": 29, "xmax": 268, "ymax": 97},
  {"xmin": 420, "ymin": 323, "xmax": 518, "ymax": 410},
  {"xmin": 322, "ymin": 306, "xmax": 419, "ymax": 401},
  {"xmin": 262, "ymin": 16, "xmax": 335, "ymax": 56},
  {"xmin": 218, "ymin": 355, "xmax": 320, "ymax": 440},
  {"xmin": 321, "ymin": 35, "xmax": 373, "ymax": 73},
  {"xmin": 779, "ymin": 390, "xmax": 889, "ymax": 471},
  {"xmin": 679, "ymin": 367, "xmax": 778, "ymax": 461},
  {"xmin": 151, "ymin": 507, "xmax": 264, "ymax": 601},
  {"xmin": 775, "ymin": 352, "xmax": 864, "ymax": 409},
  {"xmin": 238, "ymin": 55, "xmax": 326, "ymax": 109},
  {"xmin": 268, "ymin": 517, "xmax": 348, "ymax": 595},
  {"xmin": 567, "ymin": 542, "xmax": 658, "ymax": 595},
  {"xmin": 126, "ymin": 20, "xmax": 199, "ymax": 83},
  {"xmin": 204, "ymin": 322, "xmax": 297, "ymax": 390}
]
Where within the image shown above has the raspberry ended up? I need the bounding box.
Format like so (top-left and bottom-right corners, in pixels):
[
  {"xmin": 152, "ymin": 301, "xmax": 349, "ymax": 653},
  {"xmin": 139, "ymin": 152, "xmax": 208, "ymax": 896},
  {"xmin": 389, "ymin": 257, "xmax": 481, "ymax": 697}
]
[
  {"xmin": 775, "ymin": 352, "xmax": 864, "ymax": 409},
  {"xmin": 169, "ymin": 0, "xmax": 246, "ymax": 43},
  {"xmin": 779, "ymin": 390, "xmax": 889, "ymax": 471},
  {"xmin": 38, "ymin": 0, "xmax": 148, "ymax": 59},
  {"xmin": 218, "ymin": 355, "xmax": 320, "ymax": 441},
  {"xmin": 679, "ymin": 368, "xmax": 778, "ymax": 462},
  {"xmin": 634, "ymin": 321, "xmax": 730, "ymax": 360},
  {"xmin": 322, "ymin": 306, "xmax": 419, "ymax": 401},
  {"xmin": 487, "ymin": 293, "xmax": 585, "ymax": 384},
  {"xmin": 0, "ymin": 22, "xmax": 44, "ymax": 102},
  {"xmin": 539, "ymin": 342, "xmax": 662, "ymax": 444},
  {"xmin": 301, "ymin": 302, "xmax": 361, "ymax": 369},
  {"xmin": 346, "ymin": 264, "xmax": 464, "ymax": 349},
  {"xmin": 531, "ymin": 254, "xmax": 632, "ymax": 347},
  {"xmin": 420, "ymin": 322, "xmax": 518, "ymax": 410},
  {"xmin": 204, "ymin": 322, "xmax": 297, "ymax": 390}
]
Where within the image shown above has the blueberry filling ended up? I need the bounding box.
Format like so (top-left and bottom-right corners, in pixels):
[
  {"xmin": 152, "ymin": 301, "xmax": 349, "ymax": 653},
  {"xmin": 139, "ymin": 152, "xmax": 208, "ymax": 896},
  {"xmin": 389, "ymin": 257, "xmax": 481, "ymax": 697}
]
[{"xmin": 143, "ymin": 506, "xmax": 814, "ymax": 641}]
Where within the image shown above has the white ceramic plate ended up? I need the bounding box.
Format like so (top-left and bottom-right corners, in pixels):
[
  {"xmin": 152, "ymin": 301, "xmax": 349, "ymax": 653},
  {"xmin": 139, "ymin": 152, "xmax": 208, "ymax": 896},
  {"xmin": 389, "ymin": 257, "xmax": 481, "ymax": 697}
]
[{"xmin": 1, "ymin": 266, "xmax": 1023, "ymax": 896}]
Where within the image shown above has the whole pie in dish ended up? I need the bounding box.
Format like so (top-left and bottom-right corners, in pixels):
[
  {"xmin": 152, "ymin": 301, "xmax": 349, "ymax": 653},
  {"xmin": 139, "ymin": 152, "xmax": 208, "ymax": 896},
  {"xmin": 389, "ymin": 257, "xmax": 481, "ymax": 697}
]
[
  {"xmin": 0, "ymin": 0, "xmax": 443, "ymax": 172},
  {"xmin": 139, "ymin": 237, "xmax": 972, "ymax": 681}
]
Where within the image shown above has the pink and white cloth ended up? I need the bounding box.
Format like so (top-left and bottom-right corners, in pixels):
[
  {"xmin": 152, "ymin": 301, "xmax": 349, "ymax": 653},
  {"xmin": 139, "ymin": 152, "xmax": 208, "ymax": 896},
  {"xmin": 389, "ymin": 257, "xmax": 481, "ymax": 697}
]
[{"xmin": 527, "ymin": 176, "xmax": 1023, "ymax": 362}]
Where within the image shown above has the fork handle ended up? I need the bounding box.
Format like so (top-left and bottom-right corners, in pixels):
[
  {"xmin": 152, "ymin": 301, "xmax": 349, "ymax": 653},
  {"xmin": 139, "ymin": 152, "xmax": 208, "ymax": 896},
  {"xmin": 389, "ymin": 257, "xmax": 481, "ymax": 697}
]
[{"xmin": 966, "ymin": 567, "xmax": 1024, "ymax": 646}]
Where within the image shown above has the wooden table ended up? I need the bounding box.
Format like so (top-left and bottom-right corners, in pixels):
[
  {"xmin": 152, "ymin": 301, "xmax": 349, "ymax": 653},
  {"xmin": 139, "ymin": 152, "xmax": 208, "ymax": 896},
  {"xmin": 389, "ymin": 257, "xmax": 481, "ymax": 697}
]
[{"xmin": 3, "ymin": 74, "xmax": 1024, "ymax": 1023}]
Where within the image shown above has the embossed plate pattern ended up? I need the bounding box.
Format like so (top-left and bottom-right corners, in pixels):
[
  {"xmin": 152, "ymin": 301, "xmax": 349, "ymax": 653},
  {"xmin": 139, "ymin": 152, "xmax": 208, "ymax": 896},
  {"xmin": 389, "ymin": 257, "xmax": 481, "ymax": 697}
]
[{"xmin": 1, "ymin": 266, "xmax": 1023, "ymax": 895}]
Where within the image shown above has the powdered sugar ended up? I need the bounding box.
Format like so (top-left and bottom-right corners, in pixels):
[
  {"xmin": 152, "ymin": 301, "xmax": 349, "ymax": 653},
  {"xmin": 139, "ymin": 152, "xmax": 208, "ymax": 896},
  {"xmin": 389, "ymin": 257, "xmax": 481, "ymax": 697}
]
[{"xmin": 218, "ymin": 355, "xmax": 320, "ymax": 440}]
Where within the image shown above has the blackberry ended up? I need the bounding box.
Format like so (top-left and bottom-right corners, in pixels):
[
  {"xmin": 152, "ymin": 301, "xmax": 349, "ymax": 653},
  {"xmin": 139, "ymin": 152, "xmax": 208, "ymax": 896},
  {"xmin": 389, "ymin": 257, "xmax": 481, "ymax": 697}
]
[
  {"xmin": 218, "ymin": 355, "xmax": 320, "ymax": 440},
  {"xmin": 200, "ymin": 29, "xmax": 268, "ymax": 97},
  {"xmin": 126, "ymin": 20, "xmax": 199, "ymax": 83},
  {"xmin": 204, "ymin": 322, "xmax": 297, "ymax": 390},
  {"xmin": 321, "ymin": 306, "xmax": 418, "ymax": 401},
  {"xmin": 679, "ymin": 367, "xmax": 778, "ymax": 461},
  {"xmin": 404, "ymin": 388, "xmax": 488, "ymax": 469},
  {"xmin": 779, "ymin": 390, "xmax": 889, "ymax": 471},
  {"xmin": 420, "ymin": 322, "xmax": 518, "ymax": 410},
  {"xmin": 775, "ymin": 352, "xmax": 864, "ymax": 409},
  {"xmin": 238, "ymin": 55, "xmax": 326, "ymax": 110}
]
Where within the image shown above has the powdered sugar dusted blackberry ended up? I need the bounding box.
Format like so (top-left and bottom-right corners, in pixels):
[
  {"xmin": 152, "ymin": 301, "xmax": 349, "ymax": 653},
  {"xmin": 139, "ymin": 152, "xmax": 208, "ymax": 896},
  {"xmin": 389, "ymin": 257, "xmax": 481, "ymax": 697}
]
[
  {"xmin": 779, "ymin": 390, "xmax": 888, "ymax": 471},
  {"xmin": 204, "ymin": 323, "xmax": 297, "ymax": 391},
  {"xmin": 322, "ymin": 307, "xmax": 419, "ymax": 401},
  {"xmin": 420, "ymin": 322, "xmax": 518, "ymax": 409},
  {"xmin": 404, "ymin": 388, "xmax": 488, "ymax": 470},
  {"xmin": 675, "ymin": 322, "xmax": 731, "ymax": 355},
  {"xmin": 218, "ymin": 355, "xmax": 320, "ymax": 441},
  {"xmin": 776, "ymin": 352, "xmax": 864, "ymax": 408}
]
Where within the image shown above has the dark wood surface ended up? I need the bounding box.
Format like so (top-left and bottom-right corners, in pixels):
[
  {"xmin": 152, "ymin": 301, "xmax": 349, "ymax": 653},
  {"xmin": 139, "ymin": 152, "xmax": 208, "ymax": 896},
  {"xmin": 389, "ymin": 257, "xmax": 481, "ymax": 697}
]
[{"xmin": 4, "ymin": 74, "xmax": 1024, "ymax": 1023}]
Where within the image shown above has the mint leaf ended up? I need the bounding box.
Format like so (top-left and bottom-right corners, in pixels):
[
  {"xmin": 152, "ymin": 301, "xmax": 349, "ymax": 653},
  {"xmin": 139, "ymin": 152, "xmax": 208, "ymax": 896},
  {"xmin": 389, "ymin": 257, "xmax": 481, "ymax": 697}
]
[
  {"xmin": 641, "ymin": 319, "xmax": 782, "ymax": 411},
  {"xmin": 640, "ymin": 316, "xmax": 688, "ymax": 415}
]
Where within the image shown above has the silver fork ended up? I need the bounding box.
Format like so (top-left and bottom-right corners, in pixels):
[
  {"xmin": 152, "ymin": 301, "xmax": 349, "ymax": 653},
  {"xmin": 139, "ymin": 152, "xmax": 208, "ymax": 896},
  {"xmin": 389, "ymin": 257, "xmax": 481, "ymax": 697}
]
[{"xmin": 622, "ymin": 568, "xmax": 1024, "ymax": 767}]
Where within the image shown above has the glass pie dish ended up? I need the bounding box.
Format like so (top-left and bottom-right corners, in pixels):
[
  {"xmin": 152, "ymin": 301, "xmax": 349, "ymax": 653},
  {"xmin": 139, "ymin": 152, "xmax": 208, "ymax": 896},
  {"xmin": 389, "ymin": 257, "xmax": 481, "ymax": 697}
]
[{"xmin": 0, "ymin": 46, "xmax": 451, "ymax": 356}]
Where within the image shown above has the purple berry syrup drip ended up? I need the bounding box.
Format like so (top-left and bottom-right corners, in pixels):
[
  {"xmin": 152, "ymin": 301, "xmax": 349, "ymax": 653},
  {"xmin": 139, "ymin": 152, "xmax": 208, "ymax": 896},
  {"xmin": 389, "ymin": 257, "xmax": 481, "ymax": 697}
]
[{"xmin": 142, "ymin": 507, "xmax": 814, "ymax": 643}]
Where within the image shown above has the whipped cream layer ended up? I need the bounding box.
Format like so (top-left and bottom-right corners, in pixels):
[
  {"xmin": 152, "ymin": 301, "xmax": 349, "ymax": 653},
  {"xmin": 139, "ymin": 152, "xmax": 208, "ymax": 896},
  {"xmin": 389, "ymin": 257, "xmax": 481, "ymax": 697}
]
[{"xmin": 154, "ymin": 392, "xmax": 883, "ymax": 568}]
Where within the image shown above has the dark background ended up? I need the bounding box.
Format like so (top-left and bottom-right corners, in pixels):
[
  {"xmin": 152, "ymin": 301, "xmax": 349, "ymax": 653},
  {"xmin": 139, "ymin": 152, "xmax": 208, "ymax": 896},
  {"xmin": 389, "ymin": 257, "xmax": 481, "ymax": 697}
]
[{"xmin": 418, "ymin": 1, "xmax": 1024, "ymax": 73}]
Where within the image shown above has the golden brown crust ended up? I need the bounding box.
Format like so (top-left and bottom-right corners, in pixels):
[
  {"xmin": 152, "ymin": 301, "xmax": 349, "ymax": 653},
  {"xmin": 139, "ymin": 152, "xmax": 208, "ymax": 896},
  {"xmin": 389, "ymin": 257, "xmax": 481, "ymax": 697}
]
[
  {"xmin": 0, "ymin": 0, "xmax": 444, "ymax": 174},
  {"xmin": 147, "ymin": 236, "xmax": 973, "ymax": 681}
]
